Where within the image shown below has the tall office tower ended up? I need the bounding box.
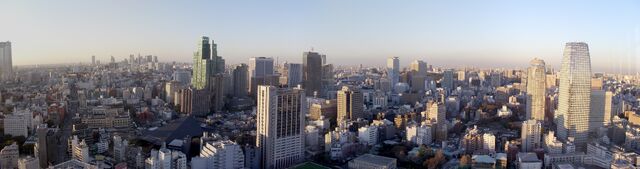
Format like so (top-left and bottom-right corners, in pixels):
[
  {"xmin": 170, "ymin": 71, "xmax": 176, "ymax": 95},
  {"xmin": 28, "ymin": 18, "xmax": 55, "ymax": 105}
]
[
  {"xmin": 129, "ymin": 54, "xmax": 135, "ymax": 65},
  {"xmin": 209, "ymin": 74, "xmax": 225, "ymax": 112},
  {"xmin": 337, "ymin": 86, "xmax": 364, "ymax": 124},
  {"xmin": 521, "ymin": 120, "xmax": 542, "ymax": 152},
  {"xmin": 387, "ymin": 57, "xmax": 400, "ymax": 88},
  {"xmin": 285, "ymin": 63, "xmax": 303, "ymax": 87},
  {"xmin": 165, "ymin": 81, "xmax": 178, "ymax": 104},
  {"xmin": 210, "ymin": 40, "xmax": 226, "ymax": 74},
  {"xmin": 191, "ymin": 88, "xmax": 211, "ymax": 116},
  {"xmin": 321, "ymin": 64, "xmax": 335, "ymax": 96},
  {"xmin": 192, "ymin": 36, "xmax": 213, "ymax": 90},
  {"xmin": 249, "ymin": 57, "xmax": 277, "ymax": 95},
  {"xmin": 91, "ymin": 55, "xmax": 96, "ymax": 65},
  {"xmin": 490, "ymin": 72, "xmax": 502, "ymax": 87},
  {"xmin": 526, "ymin": 58, "xmax": 547, "ymax": 121},
  {"xmin": 0, "ymin": 142, "xmax": 19, "ymax": 169},
  {"xmin": 303, "ymin": 52, "xmax": 323, "ymax": 97},
  {"xmin": 589, "ymin": 90, "xmax": 613, "ymax": 131},
  {"xmin": 256, "ymin": 86, "xmax": 305, "ymax": 169},
  {"xmin": 442, "ymin": 69, "xmax": 454, "ymax": 92},
  {"xmin": 457, "ymin": 70, "xmax": 466, "ymax": 81},
  {"xmin": 426, "ymin": 101, "xmax": 448, "ymax": 142},
  {"xmin": 198, "ymin": 140, "xmax": 245, "ymax": 169},
  {"xmin": 35, "ymin": 125, "xmax": 61, "ymax": 168},
  {"xmin": 410, "ymin": 60, "xmax": 428, "ymax": 75},
  {"xmin": 0, "ymin": 41, "xmax": 12, "ymax": 80},
  {"xmin": 232, "ymin": 64, "xmax": 249, "ymax": 97},
  {"xmin": 556, "ymin": 42, "xmax": 592, "ymax": 149}
]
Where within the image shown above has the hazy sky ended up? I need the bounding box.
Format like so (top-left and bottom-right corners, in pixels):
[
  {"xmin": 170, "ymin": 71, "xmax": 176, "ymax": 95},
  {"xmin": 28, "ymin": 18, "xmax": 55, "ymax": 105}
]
[{"xmin": 1, "ymin": 0, "xmax": 639, "ymax": 73}]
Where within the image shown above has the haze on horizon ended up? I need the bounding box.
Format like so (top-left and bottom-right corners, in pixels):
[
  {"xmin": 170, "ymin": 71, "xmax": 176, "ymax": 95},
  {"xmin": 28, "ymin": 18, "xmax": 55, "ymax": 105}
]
[{"xmin": 1, "ymin": 0, "xmax": 639, "ymax": 73}]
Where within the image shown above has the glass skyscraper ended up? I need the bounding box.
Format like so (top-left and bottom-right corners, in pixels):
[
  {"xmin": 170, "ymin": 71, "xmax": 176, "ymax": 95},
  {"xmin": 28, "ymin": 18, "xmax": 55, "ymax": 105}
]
[{"xmin": 556, "ymin": 42, "xmax": 591, "ymax": 149}]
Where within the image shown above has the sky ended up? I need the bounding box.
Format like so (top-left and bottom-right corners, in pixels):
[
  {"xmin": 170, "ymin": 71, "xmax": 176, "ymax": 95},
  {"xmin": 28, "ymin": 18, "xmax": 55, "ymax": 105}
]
[{"xmin": 1, "ymin": 0, "xmax": 639, "ymax": 73}]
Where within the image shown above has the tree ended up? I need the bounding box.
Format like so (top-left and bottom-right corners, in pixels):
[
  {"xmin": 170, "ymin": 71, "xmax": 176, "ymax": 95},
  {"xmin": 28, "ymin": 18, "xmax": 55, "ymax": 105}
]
[
  {"xmin": 459, "ymin": 155, "xmax": 472, "ymax": 169},
  {"xmin": 423, "ymin": 149, "xmax": 446, "ymax": 169}
]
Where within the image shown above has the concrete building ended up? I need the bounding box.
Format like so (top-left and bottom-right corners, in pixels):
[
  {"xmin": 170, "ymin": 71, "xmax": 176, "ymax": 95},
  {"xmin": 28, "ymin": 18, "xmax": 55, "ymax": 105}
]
[
  {"xmin": 337, "ymin": 86, "xmax": 364, "ymax": 124},
  {"xmin": 3, "ymin": 114, "xmax": 28, "ymax": 137},
  {"xmin": 70, "ymin": 136, "xmax": 90, "ymax": 163},
  {"xmin": 556, "ymin": 42, "xmax": 592, "ymax": 149},
  {"xmin": 0, "ymin": 142, "xmax": 19, "ymax": 169},
  {"xmin": 482, "ymin": 133, "xmax": 496, "ymax": 152},
  {"xmin": 526, "ymin": 58, "xmax": 546, "ymax": 121},
  {"xmin": 521, "ymin": 119, "xmax": 542, "ymax": 152},
  {"xmin": 358, "ymin": 125, "xmax": 379, "ymax": 146},
  {"xmin": 517, "ymin": 152, "xmax": 542, "ymax": 169},
  {"xmin": 405, "ymin": 123, "xmax": 432, "ymax": 146},
  {"xmin": 256, "ymin": 86, "xmax": 305, "ymax": 169},
  {"xmin": 18, "ymin": 156, "xmax": 39, "ymax": 169},
  {"xmin": 348, "ymin": 154, "xmax": 397, "ymax": 169},
  {"xmin": 113, "ymin": 135, "xmax": 128, "ymax": 163},
  {"xmin": 199, "ymin": 140, "xmax": 245, "ymax": 169}
]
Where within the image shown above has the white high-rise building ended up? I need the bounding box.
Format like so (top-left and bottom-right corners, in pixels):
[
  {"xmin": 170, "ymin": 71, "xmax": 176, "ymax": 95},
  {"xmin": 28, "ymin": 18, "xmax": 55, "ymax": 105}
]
[
  {"xmin": 18, "ymin": 156, "xmax": 39, "ymax": 169},
  {"xmin": 0, "ymin": 142, "xmax": 19, "ymax": 169},
  {"xmin": 556, "ymin": 42, "xmax": 592, "ymax": 149},
  {"xmin": 256, "ymin": 86, "xmax": 305, "ymax": 169},
  {"xmin": 158, "ymin": 147, "xmax": 172, "ymax": 169},
  {"xmin": 482, "ymin": 133, "xmax": 496, "ymax": 152},
  {"xmin": 0, "ymin": 41, "xmax": 12, "ymax": 80},
  {"xmin": 521, "ymin": 120, "xmax": 542, "ymax": 152},
  {"xmin": 526, "ymin": 58, "xmax": 546, "ymax": 121},
  {"xmin": 113, "ymin": 135, "xmax": 128, "ymax": 163},
  {"xmin": 387, "ymin": 57, "xmax": 399, "ymax": 89},
  {"xmin": 199, "ymin": 140, "xmax": 245, "ymax": 169},
  {"xmin": 405, "ymin": 123, "xmax": 433, "ymax": 146},
  {"xmin": 171, "ymin": 151, "xmax": 187, "ymax": 169},
  {"xmin": 70, "ymin": 136, "xmax": 90, "ymax": 163},
  {"xmin": 3, "ymin": 114, "xmax": 28, "ymax": 137},
  {"xmin": 358, "ymin": 125, "xmax": 379, "ymax": 146}
]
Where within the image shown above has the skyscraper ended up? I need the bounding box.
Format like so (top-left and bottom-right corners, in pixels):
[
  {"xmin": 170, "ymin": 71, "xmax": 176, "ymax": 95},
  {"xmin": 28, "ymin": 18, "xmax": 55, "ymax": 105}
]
[
  {"xmin": 556, "ymin": 42, "xmax": 592, "ymax": 149},
  {"xmin": 303, "ymin": 52, "xmax": 323, "ymax": 97},
  {"xmin": 521, "ymin": 119, "xmax": 542, "ymax": 152},
  {"xmin": 232, "ymin": 64, "xmax": 249, "ymax": 97},
  {"xmin": 192, "ymin": 36, "xmax": 213, "ymax": 90},
  {"xmin": 526, "ymin": 58, "xmax": 546, "ymax": 121},
  {"xmin": 337, "ymin": 86, "xmax": 364, "ymax": 124},
  {"xmin": 0, "ymin": 41, "xmax": 12, "ymax": 80},
  {"xmin": 249, "ymin": 57, "xmax": 277, "ymax": 95},
  {"xmin": 285, "ymin": 63, "xmax": 303, "ymax": 88},
  {"xmin": 91, "ymin": 55, "xmax": 96, "ymax": 66},
  {"xmin": 442, "ymin": 69, "xmax": 454, "ymax": 91},
  {"xmin": 410, "ymin": 60, "xmax": 427, "ymax": 75},
  {"xmin": 256, "ymin": 86, "xmax": 305, "ymax": 169},
  {"xmin": 387, "ymin": 57, "xmax": 400, "ymax": 88}
]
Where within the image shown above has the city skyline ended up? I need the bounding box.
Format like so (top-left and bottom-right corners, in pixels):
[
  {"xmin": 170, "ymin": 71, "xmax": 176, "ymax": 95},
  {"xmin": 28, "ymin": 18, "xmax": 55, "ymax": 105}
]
[{"xmin": 1, "ymin": 1, "xmax": 639, "ymax": 73}]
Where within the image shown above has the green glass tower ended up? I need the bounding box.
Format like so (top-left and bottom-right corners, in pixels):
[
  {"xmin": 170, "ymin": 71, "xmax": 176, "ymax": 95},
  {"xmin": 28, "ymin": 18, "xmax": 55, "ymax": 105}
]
[{"xmin": 192, "ymin": 36, "xmax": 212, "ymax": 90}]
